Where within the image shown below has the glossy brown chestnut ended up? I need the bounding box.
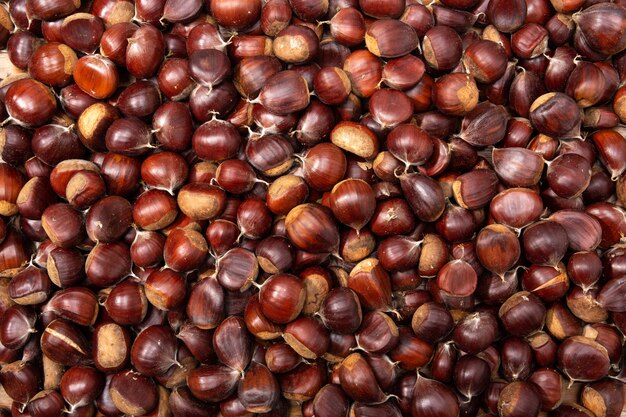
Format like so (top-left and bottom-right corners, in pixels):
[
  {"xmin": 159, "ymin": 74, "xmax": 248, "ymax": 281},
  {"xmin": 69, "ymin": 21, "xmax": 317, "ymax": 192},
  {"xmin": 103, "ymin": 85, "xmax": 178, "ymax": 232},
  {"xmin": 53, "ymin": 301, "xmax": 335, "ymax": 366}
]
[
  {"xmin": 109, "ymin": 369, "xmax": 158, "ymax": 416},
  {"xmin": 498, "ymin": 381, "xmax": 541, "ymax": 417},
  {"xmin": 365, "ymin": 19, "xmax": 418, "ymax": 58},
  {"xmin": 213, "ymin": 316, "xmax": 253, "ymax": 372},
  {"xmin": 411, "ymin": 375, "xmax": 460, "ymax": 417},
  {"xmin": 432, "ymin": 73, "xmax": 479, "ymax": 116},
  {"xmin": 45, "ymin": 287, "xmax": 99, "ymax": 326},
  {"xmin": 558, "ymin": 336, "xmax": 611, "ymax": 381},
  {"xmin": 529, "ymin": 92, "xmax": 582, "ymax": 138},
  {"xmin": 73, "ymin": 55, "xmax": 118, "ymax": 99},
  {"xmin": 5, "ymin": 79, "xmax": 57, "ymax": 127},
  {"xmin": 210, "ymin": 0, "xmax": 262, "ymax": 29},
  {"xmin": 41, "ymin": 319, "xmax": 91, "ymax": 366},
  {"xmin": 574, "ymin": 3, "xmax": 626, "ymax": 56},
  {"xmin": 59, "ymin": 366, "xmax": 104, "ymax": 409},
  {"xmin": 258, "ymin": 273, "xmax": 305, "ymax": 324},
  {"xmin": 104, "ymin": 279, "xmax": 148, "ymax": 326},
  {"xmin": 85, "ymin": 196, "xmax": 132, "ymax": 243},
  {"xmin": 85, "ymin": 242, "xmax": 131, "ymax": 287},
  {"xmin": 126, "ymin": 24, "xmax": 164, "ymax": 79},
  {"xmin": 499, "ymin": 291, "xmax": 546, "ymax": 337},
  {"xmin": 61, "ymin": 13, "xmax": 103, "ymax": 54},
  {"xmin": 343, "ymin": 50, "xmax": 383, "ymax": 98},
  {"xmin": 216, "ymin": 247, "xmax": 259, "ymax": 292},
  {"xmin": 0, "ymin": 360, "xmax": 41, "ymax": 404},
  {"xmin": 258, "ymin": 70, "xmax": 310, "ymax": 115},
  {"xmin": 28, "ymin": 42, "xmax": 77, "ymax": 88},
  {"xmin": 285, "ymin": 203, "xmax": 339, "ymax": 253},
  {"xmin": 283, "ymin": 316, "xmax": 329, "ymax": 359},
  {"xmin": 423, "ymin": 26, "xmax": 463, "ymax": 71},
  {"xmin": 145, "ymin": 269, "xmax": 186, "ymax": 311}
]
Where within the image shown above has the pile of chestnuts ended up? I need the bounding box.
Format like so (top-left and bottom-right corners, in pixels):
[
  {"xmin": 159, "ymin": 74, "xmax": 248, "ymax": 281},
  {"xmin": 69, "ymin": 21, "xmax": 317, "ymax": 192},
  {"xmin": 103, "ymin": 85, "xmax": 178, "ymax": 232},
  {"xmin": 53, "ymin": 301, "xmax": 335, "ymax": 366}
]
[{"xmin": 0, "ymin": 0, "xmax": 625, "ymax": 416}]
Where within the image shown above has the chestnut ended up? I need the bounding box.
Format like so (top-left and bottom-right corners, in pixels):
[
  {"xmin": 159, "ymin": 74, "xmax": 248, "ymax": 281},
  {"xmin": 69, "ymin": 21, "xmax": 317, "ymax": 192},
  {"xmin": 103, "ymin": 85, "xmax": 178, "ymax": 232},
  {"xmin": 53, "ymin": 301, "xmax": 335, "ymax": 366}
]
[
  {"xmin": 574, "ymin": 3, "xmax": 626, "ymax": 56},
  {"xmin": 0, "ymin": 305, "xmax": 36, "ymax": 350},
  {"xmin": 529, "ymin": 92, "xmax": 582, "ymax": 138},
  {"xmin": 549, "ymin": 209, "xmax": 602, "ymax": 252},
  {"xmin": 343, "ymin": 49, "xmax": 383, "ymax": 98},
  {"xmin": 492, "ymin": 147, "xmax": 545, "ymax": 187},
  {"xmin": 26, "ymin": 0, "xmax": 80, "ymax": 20},
  {"xmin": 126, "ymin": 24, "xmax": 165, "ymax": 79},
  {"xmin": 109, "ymin": 369, "xmax": 158, "ymax": 416},
  {"xmin": 258, "ymin": 273, "xmax": 305, "ymax": 324},
  {"xmin": 432, "ymin": 73, "xmax": 479, "ymax": 116},
  {"xmin": 238, "ymin": 362, "xmax": 280, "ymax": 413},
  {"xmin": 348, "ymin": 258, "xmax": 392, "ymax": 311},
  {"xmin": 423, "ymin": 26, "xmax": 463, "ymax": 71},
  {"xmin": 258, "ymin": 70, "xmax": 311, "ymax": 115},
  {"xmin": 45, "ymin": 287, "xmax": 99, "ymax": 327},
  {"xmin": 216, "ymin": 247, "xmax": 259, "ymax": 292},
  {"xmin": 100, "ymin": 21, "xmax": 137, "ymax": 66},
  {"xmin": 153, "ymin": 102, "xmax": 193, "ymax": 152},
  {"xmin": 0, "ymin": 164, "xmax": 27, "ymax": 218},
  {"xmin": 103, "ymin": 279, "xmax": 148, "ymax": 326},
  {"xmin": 237, "ymin": 198, "xmax": 273, "ymax": 240},
  {"xmin": 283, "ymin": 316, "xmax": 329, "ymax": 359},
  {"xmin": 65, "ymin": 171, "xmax": 106, "ymax": 209},
  {"xmin": 581, "ymin": 379, "xmax": 625, "ymax": 417},
  {"xmin": 73, "ymin": 55, "xmax": 119, "ymax": 99},
  {"xmin": 59, "ymin": 366, "xmax": 104, "ymax": 410},
  {"xmin": 487, "ymin": 0, "xmax": 526, "ymax": 32},
  {"xmin": 365, "ymin": 19, "xmax": 418, "ymax": 58},
  {"xmin": 41, "ymin": 319, "xmax": 91, "ymax": 366},
  {"xmin": 41, "ymin": 203, "xmax": 84, "ymax": 248},
  {"xmin": 411, "ymin": 375, "xmax": 460, "ymax": 417},
  {"xmin": 463, "ymin": 40, "xmax": 508, "ymax": 84},
  {"xmin": 338, "ymin": 353, "xmax": 387, "ymax": 404},
  {"xmin": 453, "ymin": 311, "xmax": 499, "ymax": 354},
  {"xmin": 273, "ymin": 25, "xmax": 319, "ymax": 64},
  {"xmin": 452, "ymin": 169, "xmax": 499, "ymax": 210},
  {"xmin": 92, "ymin": 322, "xmax": 131, "ymax": 372},
  {"xmin": 26, "ymin": 389, "xmax": 65, "ymax": 417},
  {"xmin": 399, "ymin": 172, "xmax": 445, "ymax": 222},
  {"xmin": 498, "ymin": 381, "xmax": 541, "ymax": 417},
  {"xmin": 499, "ymin": 291, "xmax": 546, "ymax": 337},
  {"xmin": 185, "ymin": 275, "xmax": 223, "ymax": 330},
  {"xmin": 330, "ymin": 7, "xmax": 366, "ymax": 46},
  {"xmin": 85, "ymin": 242, "xmax": 131, "ymax": 287},
  {"xmin": 476, "ymin": 224, "xmax": 520, "ymax": 276},
  {"xmin": 5, "ymin": 79, "xmax": 57, "ymax": 127},
  {"xmin": 209, "ymin": 0, "xmax": 261, "ymax": 29},
  {"xmin": 511, "ymin": 23, "xmax": 549, "ymax": 59},
  {"xmin": 28, "ymin": 42, "xmax": 77, "ymax": 88},
  {"xmin": 558, "ymin": 336, "xmax": 611, "ymax": 381},
  {"xmin": 0, "ymin": 360, "xmax": 41, "ymax": 404},
  {"xmin": 144, "ymin": 268, "xmax": 186, "ymax": 311},
  {"xmin": 279, "ymin": 362, "xmax": 325, "ymax": 402},
  {"xmin": 355, "ymin": 311, "xmax": 399, "ymax": 354},
  {"xmin": 285, "ymin": 203, "xmax": 339, "ymax": 254},
  {"xmin": 458, "ymin": 102, "xmax": 509, "ymax": 147},
  {"xmin": 85, "ymin": 196, "xmax": 132, "ymax": 243},
  {"xmin": 130, "ymin": 325, "xmax": 181, "ymax": 377},
  {"xmin": 213, "ymin": 316, "xmax": 253, "ymax": 373},
  {"xmin": 454, "ymin": 354, "xmax": 490, "ymax": 398},
  {"xmin": 61, "ymin": 13, "xmax": 103, "ymax": 54},
  {"xmin": 319, "ymin": 287, "xmax": 362, "ymax": 334}
]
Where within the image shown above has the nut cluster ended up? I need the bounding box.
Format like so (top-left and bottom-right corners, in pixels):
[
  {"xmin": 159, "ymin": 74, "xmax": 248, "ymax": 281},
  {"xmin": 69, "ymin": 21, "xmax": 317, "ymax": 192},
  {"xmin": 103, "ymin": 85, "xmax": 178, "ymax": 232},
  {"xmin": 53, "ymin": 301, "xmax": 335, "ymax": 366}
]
[{"xmin": 0, "ymin": 0, "xmax": 624, "ymax": 417}]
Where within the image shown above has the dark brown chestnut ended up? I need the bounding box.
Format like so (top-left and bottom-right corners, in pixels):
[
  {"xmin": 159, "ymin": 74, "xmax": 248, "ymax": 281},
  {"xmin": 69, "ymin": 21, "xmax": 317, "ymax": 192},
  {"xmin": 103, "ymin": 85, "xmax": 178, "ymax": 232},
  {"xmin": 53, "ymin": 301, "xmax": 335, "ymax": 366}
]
[
  {"xmin": 558, "ymin": 336, "xmax": 611, "ymax": 381},
  {"xmin": 529, "ymin": 92, "xmax": 581, "ymax": 138}
]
